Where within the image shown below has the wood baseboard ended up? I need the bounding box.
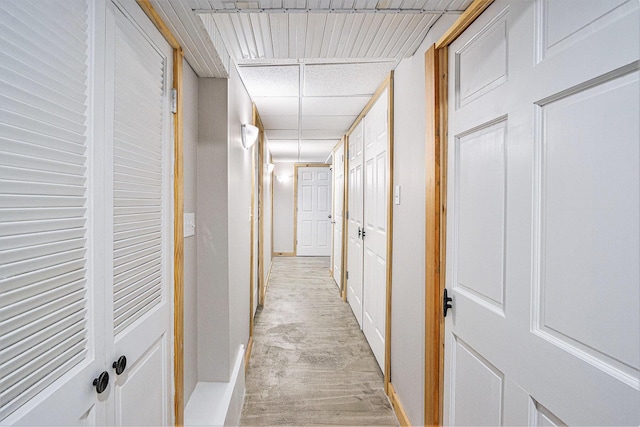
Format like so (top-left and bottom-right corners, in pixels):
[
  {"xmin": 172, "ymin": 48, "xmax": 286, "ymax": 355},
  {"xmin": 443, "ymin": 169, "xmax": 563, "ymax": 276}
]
[
  {"xmin": 273, "ymin": 251, "xmax": 295, "ymax": 257},
  {"xmin": 388, "ymin": 382, "xmax": 411, "ymax": 427}
]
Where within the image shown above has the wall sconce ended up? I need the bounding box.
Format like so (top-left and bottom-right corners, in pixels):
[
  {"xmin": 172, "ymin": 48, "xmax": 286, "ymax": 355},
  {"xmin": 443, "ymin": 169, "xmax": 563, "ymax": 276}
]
[
  {"xmin": 276, "ymin": 175, "xmax": 291, "ymax": 184},
  {"xmin": 241, "ymin": 124, "xmax": 259, "ymax": 149},
  {"xmin": 266, "ymin": 163, "xmax": 275, "ymax": 174}
]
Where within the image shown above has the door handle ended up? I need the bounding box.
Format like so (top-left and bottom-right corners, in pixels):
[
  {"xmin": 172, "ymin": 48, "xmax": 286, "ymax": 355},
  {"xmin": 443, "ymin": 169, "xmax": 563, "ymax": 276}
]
[
  {"xmin": 443, "ymin": 288, "xmax": 453, "ymax": 317},
  {"xmin": 361, "ymin": 229, "xmax": 366, "ymax": 239},
  {"xmin": 328, "ymin": 214, "xmax": 332, "ymax": 219},
  {"xmin": 357, "ymin": 227, "xmax": 361, "ymax": 238},
  {"xmin": 93, "ymin": 371, "xmax": 109, "ymax": 394},
  {"xmin": 112, "ymin": 355, "xmax": 127, "ymax": 375}
]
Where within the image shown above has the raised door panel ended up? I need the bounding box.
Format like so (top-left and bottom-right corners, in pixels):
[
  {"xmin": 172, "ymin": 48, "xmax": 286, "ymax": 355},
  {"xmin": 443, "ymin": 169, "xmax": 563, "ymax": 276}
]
[{"xmin": 347, "ymin": 124, "xmax": 364, "ymax": 326}]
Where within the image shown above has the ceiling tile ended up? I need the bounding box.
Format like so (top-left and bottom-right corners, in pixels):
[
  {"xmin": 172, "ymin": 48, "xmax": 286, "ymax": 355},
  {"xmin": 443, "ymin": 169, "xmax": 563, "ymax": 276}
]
[
  {"xmin": 302, "ymin": 115, "xmax": 357, "ymax": 130},
  {"xmin": 261, "ymin": 115, "xmax": 299, "ymax": 129},
  {"xmin": 265, "ymin": 129, "xmax": 299, "ymax": 139},
  {"xmin": 304, "ymin": 62, "xmax": 396, "ymax": 96},
  {"xmin": 301, "ymin": 96, "xmax": 370, "ymax": 116},
  {"xmin": 254, "ymin": 97, "xmax": 299, "ymax": 116},
  {"xmin": 238, "ymin": 65, "xmax": 299, "ymax": 96},
  {"xmin": 301, "ymin": 129, "xmax": 344, "ymax": 139},
  {"xmin": 268, "ymin": 139, "xmax": 300, "ymax": 162}
]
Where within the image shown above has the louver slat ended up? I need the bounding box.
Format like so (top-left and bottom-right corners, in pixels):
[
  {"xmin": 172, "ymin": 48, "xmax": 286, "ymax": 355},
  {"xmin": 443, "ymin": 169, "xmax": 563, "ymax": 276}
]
[
  {"xmin": 112, "ymin": 10, "xmax": 165, "ymax": 335},
  {"xmin": 0, "ymin": 0, "xmax": 90, "ymax": 420}
]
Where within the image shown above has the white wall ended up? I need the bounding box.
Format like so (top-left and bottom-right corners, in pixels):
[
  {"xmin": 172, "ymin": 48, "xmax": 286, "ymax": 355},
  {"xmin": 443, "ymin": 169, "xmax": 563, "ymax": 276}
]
[
  {"xmin": 263, "ymin": 146, "xmax": 273, "ymax": 281},
  {"xmin": 182, "ymin": 58, "xmax": 199, "ymax": 402},
  {"xmin": 391, "ymin": 14, "xmax": 458, "ymax": 425},
  {"xmin": 272, "ymin": 162, "xmax": 295, "ymax": 254},
  {"xmin": 226, "ymin": 63, "xmax": 252, "ymax": 367}
]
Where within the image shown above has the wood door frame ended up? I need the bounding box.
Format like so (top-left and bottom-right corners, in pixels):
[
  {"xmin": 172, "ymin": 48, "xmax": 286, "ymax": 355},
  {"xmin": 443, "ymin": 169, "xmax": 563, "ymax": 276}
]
[
  {"xmin": 293, "ymin": 163, "xmax": 332, "ymax": 256},
  {"xmin": 343, "ymin": 73, "xmax": 394, "ymax": 393},
  {"xmin": 423, "ymin": 1, "xmax": 494, "ymax": 425},
  {"xmin": 134, "ymin": 1, "xmax": 184, "ymax": 425}
]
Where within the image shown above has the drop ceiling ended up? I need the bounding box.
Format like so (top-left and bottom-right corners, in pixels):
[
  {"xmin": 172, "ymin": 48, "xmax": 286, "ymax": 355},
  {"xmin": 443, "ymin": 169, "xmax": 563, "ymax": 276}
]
[{"xmin": 148, "ymin": 0, "xmax": 473, "ymax": 162}]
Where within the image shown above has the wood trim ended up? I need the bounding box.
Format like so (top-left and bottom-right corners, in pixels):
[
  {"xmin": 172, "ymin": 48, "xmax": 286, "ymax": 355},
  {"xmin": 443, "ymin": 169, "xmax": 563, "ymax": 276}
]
[
  {"xmin": 249, "ymin": 128, "xmax": 256, "ymax": 343},
  {"xmin": 347, "ymin": 76, "xmax": 394, "ymax": 137},
  {"xmin": 292, "ymin": 163, "xmax": 331, "ymax": 256},
  {"xmin": 388, "ymin": 383, "xmax": 411, "ymax": 427},
  {"xmin": 424, "ymin": 45, "xmax": 448, "ymax": 427},
  {"xmin": 172, "ymin": 47, "xmax": 185, "ymax": 427},
  {"xmin": 341, "ymin": 136, "xmax": 348, "ymax": 302},
  {"xmin": 136, "ymin": 3, "xmax": 185, "ymax": 424},
  {"xmin": 255, "ymin": 106, "xmax": 266, "ymax": 306},
  {"xmin": 136, "ymin": 0, "xmax": 181, "ymax": 49},
  {"xmin": 384, "ymin": 72, "xmax": 394, "ymax": 394},
  {"xmin": 274, "ymin": 251, "xmax": 295, "ymax": 257},
  {"xmin": 435, "ymin": 0, "xmax": 494, "ymax": 48},
  {"xmin": 245, "ymin": 336, "xmax": 254, "ymax": 375}
]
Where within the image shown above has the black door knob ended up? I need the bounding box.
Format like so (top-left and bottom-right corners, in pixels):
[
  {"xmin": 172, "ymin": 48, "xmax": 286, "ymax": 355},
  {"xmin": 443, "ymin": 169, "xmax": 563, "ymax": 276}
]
[
  {"xmin": 112, "ymin": 355, "xmax": 127, "ymax": 375},
  {"xmin": 93, "ymin": 371, "xmax": 109, "ymax": 394}
]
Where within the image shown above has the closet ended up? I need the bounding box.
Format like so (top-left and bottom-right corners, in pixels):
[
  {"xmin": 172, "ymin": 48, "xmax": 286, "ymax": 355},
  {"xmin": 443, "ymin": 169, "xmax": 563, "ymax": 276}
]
[
  {"xmin": 0, "ymin": 0, "xmax": 174, "ymax": 424},
  {"xmin": 345, "ymin": 82, "xmax": 392, "ymax": 372}
]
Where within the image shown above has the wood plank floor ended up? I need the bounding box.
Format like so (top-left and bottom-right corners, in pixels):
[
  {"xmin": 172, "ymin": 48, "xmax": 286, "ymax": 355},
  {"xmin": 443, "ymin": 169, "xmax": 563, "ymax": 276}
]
[{"xmin": 240, "ymin": 257, "xmax": 399, "ymax": 426}]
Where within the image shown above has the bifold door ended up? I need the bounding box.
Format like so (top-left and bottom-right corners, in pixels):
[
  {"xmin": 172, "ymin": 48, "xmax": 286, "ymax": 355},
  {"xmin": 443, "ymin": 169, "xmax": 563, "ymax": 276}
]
[
  {"xmin": 0, "ymin": 0, "xmax": 174, "ymax": 424},
  {"xmin": 443, "ymin": 0, "xmax": 639, "ymax": 425}
]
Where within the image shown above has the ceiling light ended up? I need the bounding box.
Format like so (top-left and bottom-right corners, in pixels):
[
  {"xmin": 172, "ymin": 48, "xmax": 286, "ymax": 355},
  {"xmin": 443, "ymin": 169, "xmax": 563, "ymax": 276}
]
[{"xmin": 241, "ymin": 124, "xmax": 259, "ymax": 149}]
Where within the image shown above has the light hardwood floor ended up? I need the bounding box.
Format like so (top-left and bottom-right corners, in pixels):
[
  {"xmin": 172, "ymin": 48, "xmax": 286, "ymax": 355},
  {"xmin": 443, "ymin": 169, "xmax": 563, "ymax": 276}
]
[{"xmin": 240, "ymin": 257, "xmax": 399, "ymax": 426}]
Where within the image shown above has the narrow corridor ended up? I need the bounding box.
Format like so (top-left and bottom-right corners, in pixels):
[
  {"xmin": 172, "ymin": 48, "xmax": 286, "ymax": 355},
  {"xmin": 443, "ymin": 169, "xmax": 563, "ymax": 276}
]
[{"xmin": 240, "ymin": 257, "xmax": 399, "ymax": 426}]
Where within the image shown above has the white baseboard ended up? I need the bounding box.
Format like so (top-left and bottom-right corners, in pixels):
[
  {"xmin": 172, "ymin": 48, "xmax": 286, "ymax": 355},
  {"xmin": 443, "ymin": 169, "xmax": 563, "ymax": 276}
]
[{"xmin": 184, "ymin": 346, "xmax": 246, "ymax": 426}]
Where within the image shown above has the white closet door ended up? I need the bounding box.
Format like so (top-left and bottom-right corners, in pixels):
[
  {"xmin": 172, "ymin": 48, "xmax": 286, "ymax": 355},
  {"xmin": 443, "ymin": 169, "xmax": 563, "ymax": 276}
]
[
  {"xmin": 332, "ymin": 145, "xmax": 344, "ymax": 288},
  {"xmin": 0, "ymin": 1, "xmax": 105, "ymax": 425},
  {"xmin": 296, "ymin": 166, "xmax": 331, "ymax": 256},
  {"xmin": 107, "ymin": 2, "xmax": 173, "ymax": 425},
  {"xmin": 362, "ymin": 91, "xmax": 388, "ymax": 371},
  {"xmin": 443, "ymin": 1, "xmax": 639, "ymax": 425},
  {"xmin": 347, "ymin": 122, "xmax": 364, "ymax": 327}
]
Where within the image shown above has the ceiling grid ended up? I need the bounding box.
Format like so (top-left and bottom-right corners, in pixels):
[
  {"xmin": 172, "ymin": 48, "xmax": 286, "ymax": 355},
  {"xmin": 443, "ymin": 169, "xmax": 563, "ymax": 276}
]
[{"xmin": 151, "ymin": 0, "xmax": 472, "ymax": 162}]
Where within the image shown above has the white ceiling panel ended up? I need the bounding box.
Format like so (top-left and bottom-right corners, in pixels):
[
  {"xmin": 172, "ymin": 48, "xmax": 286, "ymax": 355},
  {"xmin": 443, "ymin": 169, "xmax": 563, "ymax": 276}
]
[
  {"xmin": 265, "ymin": 129, "xmax": 300, "ymax": 139},
  {"xmin": 238, "ymin": 65, "xmax": 300, "ymax": 96},
  {"xmin": 254, "ymin": 97, "xmax": 299, "ymax": 116},
  {"xmin": 301, "ymin": 129, "xmax": 345, "ymax": 139},
  {"xmin": 302, "ymin": 115, "xmax": 357, "ymax": 130},
  {"xmin": 304, "ymin": 62, "xmax": 396, "ymax": 96},
  {"xmin": 302, "ymin": 96, "xmax": 371, "ymax": 115},
  {"xmin": 299, "ymin": 140, "xmax": 340, "ymax": 162},
  {"xmin": 268, "ymin": 139, "xmax": 301, "ymax": 162},
  {"xmin": 261, "ymin": 115, "xmax": 300, "ymax": 129}
]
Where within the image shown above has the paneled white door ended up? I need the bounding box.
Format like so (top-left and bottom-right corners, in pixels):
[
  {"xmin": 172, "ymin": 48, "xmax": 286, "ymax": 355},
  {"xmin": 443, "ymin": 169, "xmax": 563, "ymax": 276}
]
[
  {"xmin": 443, "ymin": 1, "xmax": 639, "ymax": 425},
  {"xmin": 362, "ymin": 91, "xmax": 388, "ymax": 371},
  {"xmin": 296, "ymin": 167, "xmax": 331, "ymax": 256},
  {"xmin": 347, "ymin": 123, "xmax": 364, "ymax": 327},
  {"xmin": 332, "ymin": 145, "xmax": 345, "ymax": 288},
  {"xmin": 107, "ymin": 2, "xmax": 173, "ymax": 425}
]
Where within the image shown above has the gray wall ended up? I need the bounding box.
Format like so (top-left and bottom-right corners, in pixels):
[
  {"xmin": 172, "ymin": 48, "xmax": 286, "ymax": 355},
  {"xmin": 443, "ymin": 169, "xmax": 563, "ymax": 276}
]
[
  {"xmin": 197, "ymin": 78, "xmax": 230, "ymax": 381},
  {"xmin": 391, "ymin": 14, "xmax": 457, "ymax": 425},
  {"xmin": 272, "ymin": 163, "xmax": 295, "ymax": 254},
  {"xmin": 226, "ymin": 63, "xmax": 252, "ymax": 367},
  {"xmin": 182, "ymin": 58, "xmax": 199, "ymax": 402}
]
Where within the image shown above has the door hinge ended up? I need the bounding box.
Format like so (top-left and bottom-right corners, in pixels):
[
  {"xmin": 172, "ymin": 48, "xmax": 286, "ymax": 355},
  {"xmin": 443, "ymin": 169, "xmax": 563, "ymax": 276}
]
[
  {"xmin": 443, "ymin": 288, "xmax": 453, "ymax": 317},
  {"xmin": 346, "ymin": 210, "xmax": 349, "ymax": 219},
  {"xmin": 346, "ymin": 271, "xmax": 349, "ymax": 280},
  {"xmin": 171, "ymin": 88, "xmax": 177, "ymax": 114}
]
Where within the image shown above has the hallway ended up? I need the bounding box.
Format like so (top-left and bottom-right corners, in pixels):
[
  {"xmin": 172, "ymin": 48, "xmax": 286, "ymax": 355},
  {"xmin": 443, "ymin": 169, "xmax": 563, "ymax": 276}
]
[{"xmin": 240, "ymin": 257, "xmax": 399, "ymax": 426}]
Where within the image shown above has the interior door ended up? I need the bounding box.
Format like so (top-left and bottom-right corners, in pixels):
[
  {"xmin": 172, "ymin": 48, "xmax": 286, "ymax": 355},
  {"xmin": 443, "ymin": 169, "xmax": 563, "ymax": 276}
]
[
  {"xmin": 107, "ymin": 2, "xmax": 173, "ymax": 425},
  {"xmin": 362, "ymin": 91, "xmax": 388, "ymax": 371},
  {"xmin": 443, "ymin": 1, "xmax": 639, "ymax": 425},
  {"xmin": 296, "ymin": 166, "xmax": 332, "ymax": 257},
  {"xmin": 0, "ymin": 1, "xmax": 106, "ymax": 424},
  {"xmin": 347, "ymin": 123, "xmax": 364, "ymax": 326},
  {"xmin": 332, "ymin": 144, "xmax": 345, "ymax": 288}
]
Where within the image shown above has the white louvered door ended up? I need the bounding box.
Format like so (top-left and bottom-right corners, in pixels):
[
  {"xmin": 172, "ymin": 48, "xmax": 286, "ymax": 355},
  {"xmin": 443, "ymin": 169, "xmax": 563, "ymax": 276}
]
[
  {"xmin": 106, "ymin": 2, "xmax": 173, "ymax": 425},
  {"xmin": 0, "ymin": 1, "xmax": 106, "ymax": 425},
  {"xmin": 0, "ymin": 0, "xmax": 174, "ymax": 425}
]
